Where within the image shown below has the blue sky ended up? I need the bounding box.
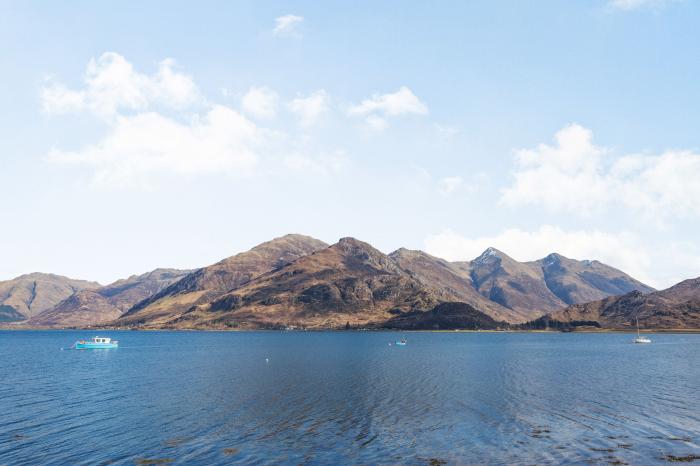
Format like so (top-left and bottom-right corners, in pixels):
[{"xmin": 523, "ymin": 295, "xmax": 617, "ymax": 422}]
[{"xmin": 1, "ymin": 0, "xmax": 699, "ymax": 288}]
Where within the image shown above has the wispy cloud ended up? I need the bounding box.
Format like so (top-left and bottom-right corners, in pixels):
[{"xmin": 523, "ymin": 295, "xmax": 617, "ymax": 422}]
[
  {"xmin": 273, "ymin": 14, "xmax": 304, "ymax": 37},
  {"xmin": 348, "ymin": 86, "xmax": 428, "ymax": 130},
  {"xmin": 608, "ymin": 0, "xmax": 679, "ymax": 10},
  {"xmin": 438, "ymin": 176, "xmax": 464, "ymax": 196}
]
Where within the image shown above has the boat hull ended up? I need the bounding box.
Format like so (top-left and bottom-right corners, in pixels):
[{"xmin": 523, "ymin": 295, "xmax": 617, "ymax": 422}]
[{"xmin": 75, "ymin": 342, "xmax": 118, "ymax": 349}]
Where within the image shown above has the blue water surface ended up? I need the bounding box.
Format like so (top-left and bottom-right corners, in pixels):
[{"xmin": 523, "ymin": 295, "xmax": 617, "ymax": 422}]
[{"xmin": 1, "ymin": 331, "xmax": 699, "ymax": 465}]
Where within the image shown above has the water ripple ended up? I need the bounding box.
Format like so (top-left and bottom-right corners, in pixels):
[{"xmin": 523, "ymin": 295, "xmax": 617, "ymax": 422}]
[{"xmin": 1, "ymin": 331, "xmax": 699, "ymax": 464}]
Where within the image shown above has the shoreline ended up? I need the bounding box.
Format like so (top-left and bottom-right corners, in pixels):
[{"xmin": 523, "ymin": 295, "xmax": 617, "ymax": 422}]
[{"xmin": 2, "ymin": 325, "xmax": 700, "ymax": 334}]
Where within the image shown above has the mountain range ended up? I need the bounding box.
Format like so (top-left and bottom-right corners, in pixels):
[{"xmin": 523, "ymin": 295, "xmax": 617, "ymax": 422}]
[{"xmin": 1, "ymin": 233, "xmax": 674, "ymax": 330}]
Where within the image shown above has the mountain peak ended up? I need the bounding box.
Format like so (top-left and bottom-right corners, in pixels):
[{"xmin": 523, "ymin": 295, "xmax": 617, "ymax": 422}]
[
  {"xmin": 388, "ymin": 248, "xmax": 433, "ymax": 261},
  {"xmin": 473, "ymin": 247, "xmax": 506, "ymax": 264},
  {"xmin": 542, "ymin": 252, "xmax": 563, "ymax": 265},
  {"xmin": 335, "ymin": 237, "xmax": 387, "ymax": 262},
  {"xmin": 251, "ymin": 234, "xmax": 328, "ymax": 252}
]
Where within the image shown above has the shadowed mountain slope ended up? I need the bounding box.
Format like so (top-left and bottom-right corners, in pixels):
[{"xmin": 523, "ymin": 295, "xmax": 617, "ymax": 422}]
[{"xmin": 384, "ymin": 302, "xmax": 506, "ymax": 330}]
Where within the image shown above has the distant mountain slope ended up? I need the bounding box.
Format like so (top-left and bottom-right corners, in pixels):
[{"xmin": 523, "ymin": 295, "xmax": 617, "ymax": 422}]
[
  {"xmin": 118, "ymin": 234, "xmax": 329, "ymax": 326},
  {"xmin": 388, "ymin": 248, "xmax": 529, "ymax": 322},
  {"xmin": 0, "ymin": 273, "xmax": 100, "ymax": 321},
  {"xmin": 29, "ymin": 290, "xmax": 121, "ymax": 327},
  {"xmin": 535, "ymin": 277, "xmax": 700, "ymax": 329},
  {"xmin": 166, "ymin": 238, "xmax": 443, "ymax": 329},
  {"xmin": 97, "ymin": 268, "xmax": 192, "ymax": 312},
  {"xmin": 531, "ymin": 253, "xmax": 654, "ymax": 305},
  {"xmin": 28, "ymin": 268, "xmax": 190, "ymax": 327},
  {"xmin": 456, "ymin": 248, "xmax": 569, "ymax": 318},
  {"xmin": 453, "ymin": 248, "xmax": 654, "ymax": 320}
]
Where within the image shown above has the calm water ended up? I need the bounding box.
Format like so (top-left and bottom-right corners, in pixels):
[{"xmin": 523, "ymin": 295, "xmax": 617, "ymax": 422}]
[{"xmin": 1, "ymin": 331, "xmax": 699, "ymax": 465}]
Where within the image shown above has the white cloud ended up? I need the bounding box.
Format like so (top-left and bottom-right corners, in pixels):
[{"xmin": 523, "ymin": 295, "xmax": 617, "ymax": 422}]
[
  {"xmin": 435, "ymin": 123, "xmax": 460, "ymax": 137},
  {"xmin": 438, "ymin": 176, "xmax": 463, "ymax": 195},
  {"xmin": 437, "ymin": 173, "xmax": 487, "ymax": 196},
  {"xmin": 273, "ymin": 14, "xmax": 304, "ymax": 37},
  {"xmin": 501, "ymin": 124, "xmax": 700, "ymax": 221},
  {"xmin": 365, "ymin": 115, "xmax": 389, "ymax": 131},
  {"xmin": 43, "ymin": 54, "xmax": 352, "ymax": 189},
  {"xmin": 424, "ymin": 225, "xmax": 655, "ymax": 286},
  {"xmin": 349, "ymin": 86, "xmax": 428, "ymax": 117},
  {"xmin": 608, "ymin": 0, "xmax": 677, "ymax": 10},
  {"xmin": 241, "ymin": 86, "xmax": 278, "ymax": 120},
  {"xmin": 288, "ymin": 90, "xmax": 329, "ymax": 127},
  {"xmin": 348, "ymin": 87, "xmax": 427, "ymax": 130},
  {"xmin": 41, "ymin": 52, "xmax": 200, "ymax": 118},
  {"xmin": 283, "ymin": 151, "xmax": 348, "ymax": 176},
  {"xmin": 48, "ymin": 105, "xmax": 262, "ymax": 188}
]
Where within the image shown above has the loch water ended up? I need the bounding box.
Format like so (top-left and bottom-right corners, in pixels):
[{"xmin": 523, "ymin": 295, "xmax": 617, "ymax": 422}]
[{"xmin": 1, "ymin": 330, "xmax": 699, "ymax": 465}]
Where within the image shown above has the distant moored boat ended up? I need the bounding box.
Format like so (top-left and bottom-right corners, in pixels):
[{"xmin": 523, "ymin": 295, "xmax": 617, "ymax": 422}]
[
  {"xmin": 633, "ymin": 317, "xmax": 651, "ymax": 344},
  {"xmin": 74, "ymin": 336, "xmax": 119, "ymax": 349}
]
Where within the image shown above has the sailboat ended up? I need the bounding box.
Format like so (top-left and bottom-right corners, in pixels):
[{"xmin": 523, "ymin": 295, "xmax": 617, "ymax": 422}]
[{"xmin": 633, "ymin": 317, "xmax": 651, "ymax": 344}]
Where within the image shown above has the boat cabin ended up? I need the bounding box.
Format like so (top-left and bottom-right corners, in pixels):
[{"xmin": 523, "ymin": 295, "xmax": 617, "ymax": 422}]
[{"xmin": 93, "ymin": 337, "xmax": 112, "ymax": 343}]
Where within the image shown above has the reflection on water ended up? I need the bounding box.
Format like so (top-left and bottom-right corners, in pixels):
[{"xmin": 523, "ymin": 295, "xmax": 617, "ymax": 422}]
[{"xmin": 1, "ymin": 331, "xmax": 699, "ymax": 464}]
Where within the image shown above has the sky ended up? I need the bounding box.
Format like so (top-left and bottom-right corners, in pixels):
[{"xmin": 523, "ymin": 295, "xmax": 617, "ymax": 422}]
[{"xmin": 1, "ymin": 0, "xmax": 700, "ymax": 288}]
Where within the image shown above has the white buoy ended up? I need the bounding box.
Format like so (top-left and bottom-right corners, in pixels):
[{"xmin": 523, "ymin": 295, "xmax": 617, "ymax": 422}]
[{"xmin": 265, "ymin": 358, "xmax": 269, "ymax": 364}]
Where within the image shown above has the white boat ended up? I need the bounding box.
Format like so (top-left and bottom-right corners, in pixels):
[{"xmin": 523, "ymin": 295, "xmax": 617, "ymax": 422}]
[{"xmin": 633, "ymin": 317, "xmax": 651, "ymax": 344}]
